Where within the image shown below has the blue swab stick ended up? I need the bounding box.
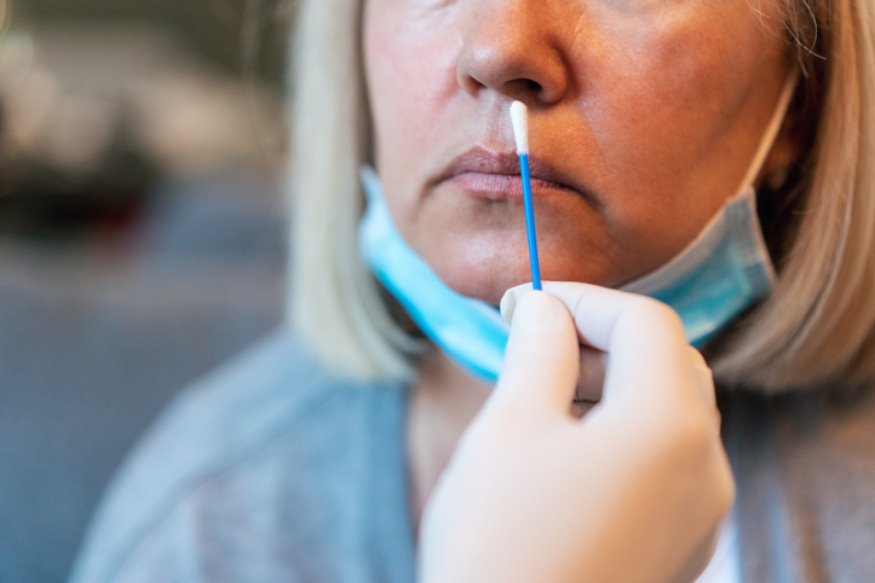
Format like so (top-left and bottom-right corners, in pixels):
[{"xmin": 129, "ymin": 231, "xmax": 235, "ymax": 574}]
[{"xmin": 510, "ymin": 101, "xmax": 542, "ymax": 291}]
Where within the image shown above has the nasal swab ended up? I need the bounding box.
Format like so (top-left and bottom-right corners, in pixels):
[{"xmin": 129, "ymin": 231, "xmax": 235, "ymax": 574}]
[{"xmin": 510, "ymin": 100, "xmax": 542, "ymax": 291}]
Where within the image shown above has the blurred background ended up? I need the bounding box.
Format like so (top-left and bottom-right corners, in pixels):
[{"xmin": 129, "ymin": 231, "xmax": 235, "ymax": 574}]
[{"xmin": 0, "ymin": 1, "xmax": 290, "ymax": 580}]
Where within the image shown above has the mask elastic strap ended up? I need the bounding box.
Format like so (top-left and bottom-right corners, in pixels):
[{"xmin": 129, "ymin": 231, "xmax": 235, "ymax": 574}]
[{"xmin": 737, "ymin": 69, "xmax": 800, "ymax": 192}]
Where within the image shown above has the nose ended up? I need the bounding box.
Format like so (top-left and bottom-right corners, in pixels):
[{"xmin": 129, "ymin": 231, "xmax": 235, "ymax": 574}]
[{"xmin": 456, "ymin": 1, "xmax": 571, "ymax": 106}]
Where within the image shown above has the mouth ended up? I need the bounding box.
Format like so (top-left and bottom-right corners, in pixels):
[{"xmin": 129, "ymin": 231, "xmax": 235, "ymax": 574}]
[{"xmin": 429, "ymin": 146, "xmax": 596, "ymax": 204}]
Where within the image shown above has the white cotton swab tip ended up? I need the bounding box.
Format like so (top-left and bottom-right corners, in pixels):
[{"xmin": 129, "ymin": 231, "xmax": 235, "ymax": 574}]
[{"xmin": 510, "ymin": 100, "xmax": 529, "ymax": 155}]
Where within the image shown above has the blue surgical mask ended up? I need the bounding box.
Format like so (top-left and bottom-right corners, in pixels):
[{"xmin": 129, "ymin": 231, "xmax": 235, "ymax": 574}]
[
  {"xmin": 359, "ymin": 166, "xmax": 508, "ymax": 382},
  {"xmin": 359, "ymin": 72, "xmax": 798, "ymax": 384}
]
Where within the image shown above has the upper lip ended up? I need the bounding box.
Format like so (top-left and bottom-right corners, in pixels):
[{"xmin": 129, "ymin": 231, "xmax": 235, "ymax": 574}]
[{"xmin": 430, "ymin": 146, "xmax": 591, "ymax": 199}]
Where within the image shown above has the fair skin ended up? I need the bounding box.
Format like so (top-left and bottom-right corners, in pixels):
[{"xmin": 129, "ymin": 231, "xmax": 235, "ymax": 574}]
[
  {"xmin": 364, "ymin": 0, "xmax": 794, "ymax": 536},
  {"xmin": 407, "ymin": 349, "xmax": 492, "ymax": 531},
  {"xmin": 364, "ymin": 0, "xmax": 793, "ymax": 304}
]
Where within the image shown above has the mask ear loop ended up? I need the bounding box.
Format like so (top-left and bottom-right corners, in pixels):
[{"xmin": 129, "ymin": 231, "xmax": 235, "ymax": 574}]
[
  {"xmin": 737, "ymin": 69, "xmax": 800, "ymax": 193},
  {"xmin": 621, "ymin": 69, "xmax": 800, "ymax": 304}
]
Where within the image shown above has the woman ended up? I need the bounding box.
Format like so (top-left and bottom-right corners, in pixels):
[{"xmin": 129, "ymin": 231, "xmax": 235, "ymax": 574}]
[{"xmin": 72, "ymin": 0, "xmax": 875, "ymax": 581}]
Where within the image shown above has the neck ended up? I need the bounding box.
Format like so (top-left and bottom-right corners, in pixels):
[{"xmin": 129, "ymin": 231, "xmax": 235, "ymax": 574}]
[{"xmin": 407, "ymin": 347, "xmax": 493, "ymax": 537}]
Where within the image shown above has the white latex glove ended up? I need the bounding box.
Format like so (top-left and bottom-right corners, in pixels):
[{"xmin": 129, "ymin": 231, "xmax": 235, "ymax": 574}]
[{"xmin": 418, "ymin": 282, "xmax": 734, "ymax": 583}]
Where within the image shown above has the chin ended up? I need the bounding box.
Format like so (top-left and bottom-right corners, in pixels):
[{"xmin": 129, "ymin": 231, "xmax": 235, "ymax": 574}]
[
  {"xmin": 411, "ymin": 220, "xmax": 625, "ymax": 304},
  {"xmin": 441, "ymin": 268, "xmax": 531, "ymax": 306},
  {"xmin": 416, "ymin": 242, "xmax": 526, "ymax": 305},
  {"xmin": 426, "ymin": 247, "xmax": 608, "ymax": 306}
]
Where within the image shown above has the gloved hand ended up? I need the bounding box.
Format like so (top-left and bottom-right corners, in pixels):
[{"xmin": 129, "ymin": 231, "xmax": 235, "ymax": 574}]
[{"xmin": 417, "ymin": 282, "xmax": 734, "ymax": 583}]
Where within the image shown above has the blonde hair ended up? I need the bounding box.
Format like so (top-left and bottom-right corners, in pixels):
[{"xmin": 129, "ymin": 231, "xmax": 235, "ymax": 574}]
[{"xmin": 288, "ymin": 0, "xmax": 875, "ymax": 392}]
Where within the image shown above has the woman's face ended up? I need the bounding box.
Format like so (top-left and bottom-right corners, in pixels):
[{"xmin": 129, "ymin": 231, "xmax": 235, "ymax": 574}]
[{"xmin": 364, "ymin": 0, "xmax": 791, "ymax": 304}]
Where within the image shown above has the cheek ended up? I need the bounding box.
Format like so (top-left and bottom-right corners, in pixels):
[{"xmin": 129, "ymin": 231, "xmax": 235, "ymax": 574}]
[
  {"xmin": 589, "ymin": 23, "xmax": 742, "ymax": 158},
  {"xmin": 576, "ymin": 7, "xmax": 776, "ymax": 222},
  {"xmin": 364, "ymin": 7, "xmax": 458, "ymax": 197}
]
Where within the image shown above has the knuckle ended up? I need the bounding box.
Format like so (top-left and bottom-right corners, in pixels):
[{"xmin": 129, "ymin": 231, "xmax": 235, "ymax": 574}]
[
  {"xmin": 662, "ymin": 413, "xmax": 721, "ymax": 465},
  {"xmin": 681, "ymin": 417, "xmax": 715, "ymax": 454},
  {"xmin": 627, "ymin": 296, "xmax": 684, "ymax": 332}
]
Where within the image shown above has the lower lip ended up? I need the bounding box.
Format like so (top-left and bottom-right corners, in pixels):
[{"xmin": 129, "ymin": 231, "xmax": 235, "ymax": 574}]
[{"xmin": 447, "ymin": 172, "xmax": 575, "ymax": 201}]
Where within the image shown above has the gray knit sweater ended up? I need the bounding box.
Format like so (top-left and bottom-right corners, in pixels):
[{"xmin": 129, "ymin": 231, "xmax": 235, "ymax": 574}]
[{"xmin": 69, "ymin": 332, "xmax": 875, "ymax": 582}]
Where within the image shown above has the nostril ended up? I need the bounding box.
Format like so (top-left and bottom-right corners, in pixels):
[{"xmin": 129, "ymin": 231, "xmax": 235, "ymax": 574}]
[
  {"xmin": 456, "ymin": 30, "xmax": 569, "ymax": 105},
  {"xmin": 521, "ymin": 79, "xmax": 542, "ymax": 93},
  {"xmin": 503, "ymin": 78, "xmax": 544, "ymax": 102}
]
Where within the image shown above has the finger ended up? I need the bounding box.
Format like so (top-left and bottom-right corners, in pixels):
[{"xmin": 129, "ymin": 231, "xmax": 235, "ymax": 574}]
[
  {"xmin": 502, "ymin": 282, "xmax": 690, "ymax": 403},
  {"xmin": 494, "ymin": 291, "xmax": 579, "ymax": 419},
  {"xmin": 504, "ymin": 289, "xmax": 604, "ymax": 402}
]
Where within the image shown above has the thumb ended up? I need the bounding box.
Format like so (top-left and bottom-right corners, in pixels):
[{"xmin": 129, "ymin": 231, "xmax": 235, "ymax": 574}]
[{"xmin": 494, "ymin": 291, "xmax": 580, "ymax": 418}]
